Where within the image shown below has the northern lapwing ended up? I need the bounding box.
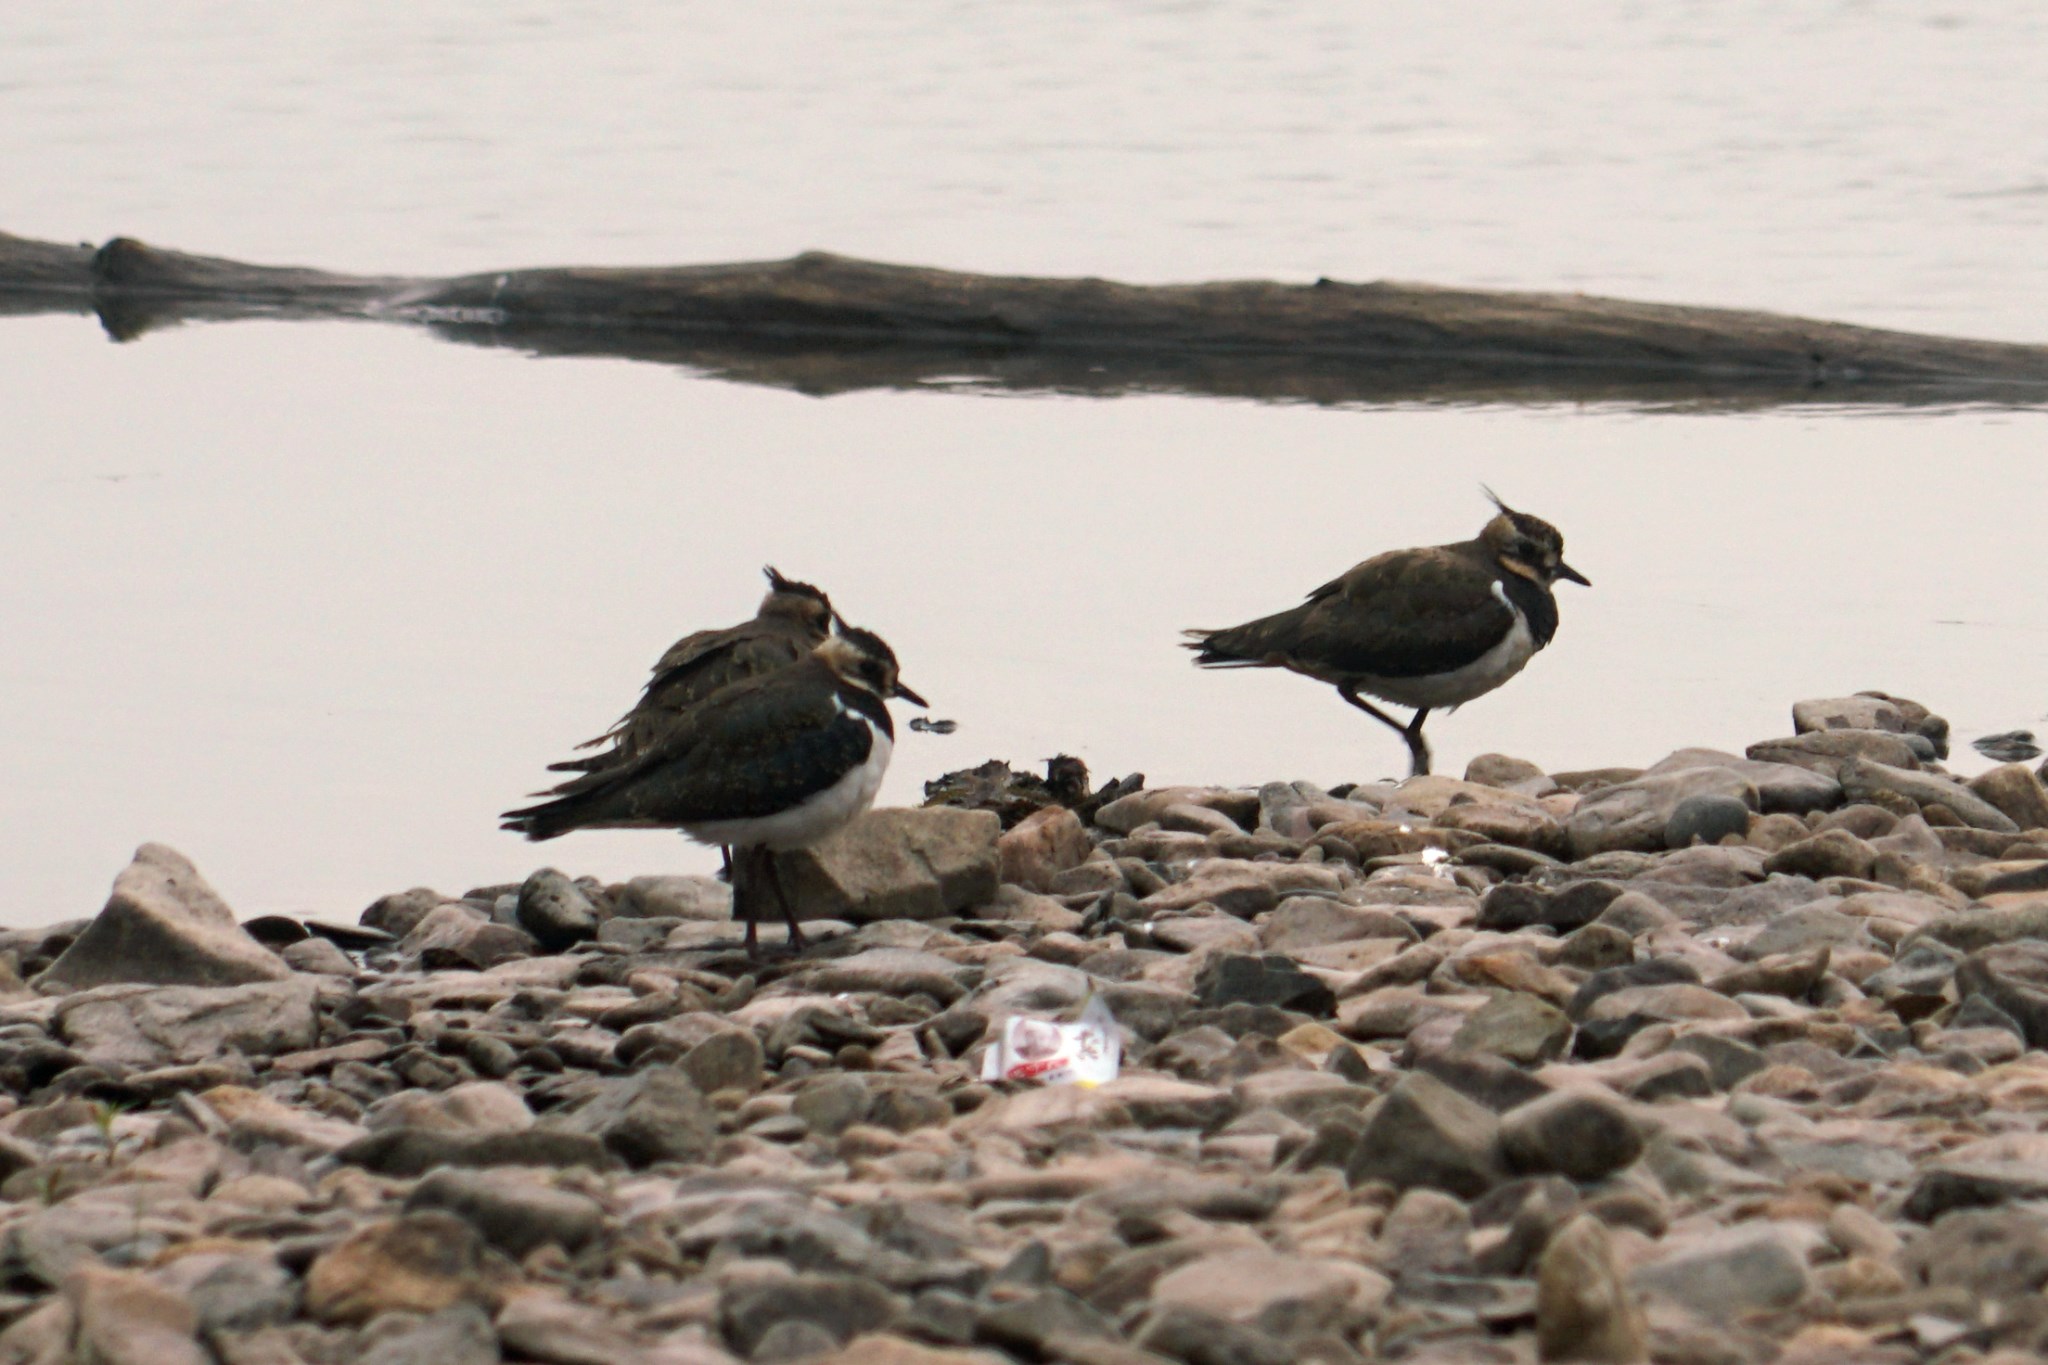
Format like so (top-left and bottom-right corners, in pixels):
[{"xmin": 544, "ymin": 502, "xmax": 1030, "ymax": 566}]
[
  {"xmin": 550, "ymin": 565, "xmax": 834, "ymax": 775},
  {"xmin": 1183, "ymin": 491, "xmax": 1588, "ymax": 778},
  {"xmin": 503, "ymin": 625, "xmax": 927, "ymax": 955}
]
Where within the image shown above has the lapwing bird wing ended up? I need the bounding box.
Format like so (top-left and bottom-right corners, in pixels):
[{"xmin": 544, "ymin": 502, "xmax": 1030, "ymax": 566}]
[{"xmin": 549, "ymin": 566, "xmax": 832, "ymax": 774}]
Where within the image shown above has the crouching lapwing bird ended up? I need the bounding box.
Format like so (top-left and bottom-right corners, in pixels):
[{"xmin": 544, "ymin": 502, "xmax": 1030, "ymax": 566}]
[
  {"xmin": 503, "ymin": 625, "xmax": 926, "ymax": 956},
  {"xmin": 1183, "ymin": 491, "xmax": 1588, "ymax": 778},
  {"xmin": 550, "ymin": 566, "xmax": 834, "ymax": 775}
]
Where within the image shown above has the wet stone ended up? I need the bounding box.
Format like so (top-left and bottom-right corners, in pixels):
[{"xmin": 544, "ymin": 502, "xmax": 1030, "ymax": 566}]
[
  {"xmin": 404, "ymin": 1168, "xmax": 604, "ymax": 1256},
  {"xmin": 1567, "ymin": 767, "xmax": 1758, "ymax": 859},
  {"xmin": 996, "ymin": 805, "xmax": 1093, "ymax": 893},
  {"xmin": 794, "ymin": 1074, "xmax": 873, "ymax": 1136},
  {"xmin": 612, "ymin": 874, "xmax": 731, "ymax": 920},
  {"xmin": 1762, "ymin": 829, "xmax": 1877, "ymax": 881},
  {"xmin": 1465, "ymin": 754, "xmax": 1546, "ymax": 787},
  {"xmin": 362, "ymin": 887, "xmax": 451, "ymax": 939},
  {"xmin": 1256, "ymin": 899, "xmax": 1418, "ymax": 953},
  {"xmin": 302, "ymin": 1213, "xmax": 508, "ymax": 1325},
  {"xmin": 1794, "ymin": 695, "xmax": 1912, "ymax": 736},
  {"xmin": 720, "ymin": 1273, "xmax": 902, "ymax": 1357},
  {"xmin": 1743, "ymin": 904, "xmax": 1863, "ymax": 959},
  {"xmin": 283, "ymin": 935, "xmax": 358, "ymax": 976},
  {"xmin": 514, "ymin": 868, "xmax": 601, "ymax": 953},
  {"xmin": 54, "ymin": 978, "xmax": 321, "ymax": 1069},
  {"xmin": 777, "ymin": 807, "xmax": 1002, "ymax": 923},
  {"xmin": 1554, "ymin": 922, "xmax": 1633, "ymax": 972},
  {"xmin": 43, "ymin": 844, "xmax": 293, "ymax": 989},
  {"xmin": 355, "ymin": 1304, "xmax": 499, "ymax": 1365},
  {"xmin": 1566, "ymin": 958, "xmax": 1700, "ymax": 1021},
  {"xmin": 1954, "ymin": 942, "xmax": 2048, "ymax": 1049},
  {"xmin": 1346, "ymin": 1072, "xmax": 1506, "ymax": 1198},
  {"xmin": 547, "ymin": 1069, "xmax": 716, "ymax": 1167},
  {"xmin": 1969, "ymin": 762, "xmax": 2048, "ymax": 830},
  {"xmin": 1666, "ymin": 1032, "xmax": 1768, "ymax": 1091},
  {"xmin": 1448, "ymin": 992, "xmax": 1573, "ymax": 1067},
  {"xmin": 1664, "ymin": 794, "xmax": 1752, "ymax": 849},
  {"xmin": 680, "ymin": 1028, "xmax": 766, "ymax": 1096},
  {"xmin": 1612, "ymin": 1050, "xmax": 1714, "ymax": 1102},
  {"xmin": 1749, "ymin": 728, "xmax": 1928, "ymax": 775},
  {"xmin": 1536, "ymin": 1215, "xmax": 1646, "ymax": 1364},
  {"xmin": 1974, "ymin": 730, "xmax": 2044, "ymax": 763},
  {"xmin": 1499, "ymin": 1090, "xmax": 1643, "ymax": 1182},
  {"xmin": 1901, "ymin": 1206, "xmax": 2048, "ymax": 1302},
  {"xmin": 1416, "ymin": 1049, "xmax": 1557, "ymax": 1113},
  {"xmin": 1632, "ymin": 1222, "xmax": 1814, "ymax": 1317},
  {"xmin": 1476, "ymin": 880, "xmax": 1622, "ymax": 933},
  {"xmin": 1194, "ymin": 954, "xmax": 1335, "ymax": 1016},
  {"xmin": 65, "ymin": 1264, "xmax": 210, "ymax": 1365},
  {"xmin": 1903, "ymin": 1160, "xmax": 2048, "ymax": 1222},
  {"xmin": 1841, "ymin": 757, "xmax": 2017, "ymax": 833}
]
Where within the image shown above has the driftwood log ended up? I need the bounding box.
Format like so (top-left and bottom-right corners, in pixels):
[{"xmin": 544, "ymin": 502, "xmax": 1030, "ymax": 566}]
[{"xmin": 5, "ymin": 229, "xmax": 2048, "ymax": 407}]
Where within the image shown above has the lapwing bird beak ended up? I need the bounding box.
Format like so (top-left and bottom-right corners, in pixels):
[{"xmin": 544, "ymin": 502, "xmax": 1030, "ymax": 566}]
[
  {"xmin": 1557, "ymin": 561, "xmax": 1592, "ymax": 587},
  {"xmin": 893, "ymin": 681, "xmax": 929, "ymax": 707}
]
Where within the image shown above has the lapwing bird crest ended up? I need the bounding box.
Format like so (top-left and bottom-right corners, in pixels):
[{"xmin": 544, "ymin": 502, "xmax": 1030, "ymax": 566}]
[{"xmin": 551, "ymin": 565, "xmax": 834, "ymax": 775}]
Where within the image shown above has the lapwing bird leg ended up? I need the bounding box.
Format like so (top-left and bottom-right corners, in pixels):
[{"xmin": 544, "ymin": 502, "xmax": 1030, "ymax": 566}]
[
  {"xmin": 1401, "ymin": 707, "xmax": 1434, "ymax": 779},
  {"xmin": 737, "ymin": 848, "xmax": 762, "ymax": 960},
  {"xmin": 1338, "ymin": 684, "xmax": 1434, "ymax": 778},
  {"xmin": 760, "ymin": 851, "xmax": 808, "ymax": 954}
]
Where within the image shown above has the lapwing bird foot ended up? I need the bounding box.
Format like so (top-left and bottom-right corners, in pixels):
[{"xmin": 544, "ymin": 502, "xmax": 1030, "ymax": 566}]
[
  {"xmin": 743, "ymin": 938, "xmax": 808, "ymax": 963},
  {"xmin": 739, "ymin": 912, "xmax": 808, "ymax": 962},
  {"xmin": 1339, "ymin": 686, "xmax": 1434, "ymax": 778}
]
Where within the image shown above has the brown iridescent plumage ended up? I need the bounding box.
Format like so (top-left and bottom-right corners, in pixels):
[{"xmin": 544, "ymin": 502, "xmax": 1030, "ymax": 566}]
[
  {"xmin": 550, "ymin": 566, "xmax": 833, "ymax": 776},
  {"xmin": 1185, "ymin": 491, "xmax": 1589, "ymax": 777}
]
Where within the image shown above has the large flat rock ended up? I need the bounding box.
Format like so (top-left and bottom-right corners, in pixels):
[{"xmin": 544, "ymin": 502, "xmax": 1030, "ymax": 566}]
[
  {"xmin": 53, "ymin": 977, "xmax": 322, "ymax": 1068},
  {"xmin": 776, "ymin": 808, "xmax": 1000, "ymax": 923},
  {"xmin": 41, "ymin": 844, "xmax": 292, "ymax": 989}
]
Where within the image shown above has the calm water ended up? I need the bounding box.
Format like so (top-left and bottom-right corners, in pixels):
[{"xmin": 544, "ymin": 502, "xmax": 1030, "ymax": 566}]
[{"xmin": 6, "ymin": 3, "xmax": 2048, "ymax": 923}]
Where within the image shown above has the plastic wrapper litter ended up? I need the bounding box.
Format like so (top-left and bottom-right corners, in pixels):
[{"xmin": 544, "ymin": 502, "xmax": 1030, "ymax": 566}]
[{"xmin": 979, "ymin": 995, "xmax": 1121, "ymax": 1086}]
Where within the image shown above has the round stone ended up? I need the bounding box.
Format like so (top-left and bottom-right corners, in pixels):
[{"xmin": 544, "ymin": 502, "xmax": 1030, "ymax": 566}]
[{"xmin": 1663, "ymin": 794, "xmax": 1752, "ymax": 849}]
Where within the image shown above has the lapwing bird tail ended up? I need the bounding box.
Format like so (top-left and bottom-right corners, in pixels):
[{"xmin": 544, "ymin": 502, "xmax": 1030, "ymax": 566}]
[
  {"xmin": 499, "ymin": 796, "xmax": 580, "ymax": 842},
  {"xmin": 501, "ymin": 778, "xmax": 663, "ymax": 840},
  {"xmin": 1183, "ymin": 627, "xmax": 1254, "ymax": 668},
  {"xmin": 502, "ymin": 762, "xmax": 644, "ymax": 839},
  {"xmin": 1182, "ymin": 619, "xmax": 1295, "ymax": 669}
]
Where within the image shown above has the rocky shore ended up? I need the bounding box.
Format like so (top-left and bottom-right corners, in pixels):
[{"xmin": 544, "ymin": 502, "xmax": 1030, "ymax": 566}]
[{"xmin": 5, "ymin": 692, "xmax": 2048, "ymax": 1364}]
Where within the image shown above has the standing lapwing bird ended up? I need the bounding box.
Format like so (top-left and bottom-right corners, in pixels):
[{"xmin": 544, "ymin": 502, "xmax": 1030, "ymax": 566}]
[
  {"xmin": 503, "ymin": 626, "xmax": 926, "ymax": 956},
  {"xmin": 1183, "ymin": 491, "xmax": 1589, "ymax": 778},
  {"xmin": 549, "ymin": 565, "xmax": 834, "ymax": 776}
]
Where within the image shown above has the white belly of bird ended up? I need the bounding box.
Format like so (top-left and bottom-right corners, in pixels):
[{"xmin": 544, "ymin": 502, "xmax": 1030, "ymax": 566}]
[
  {"xmin": 684, "ymin": 722, "xmax": 893, "ymax": 852},
  {"xmin": 1357, "ymin": 609, "xmax": 1537, "ymax": 710}
]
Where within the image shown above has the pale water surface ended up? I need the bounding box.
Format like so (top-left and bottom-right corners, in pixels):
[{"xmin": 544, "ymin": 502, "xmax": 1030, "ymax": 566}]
[{"xmin": 5, "ymin": 3, "xmax": 2048, "ymax": 922}]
